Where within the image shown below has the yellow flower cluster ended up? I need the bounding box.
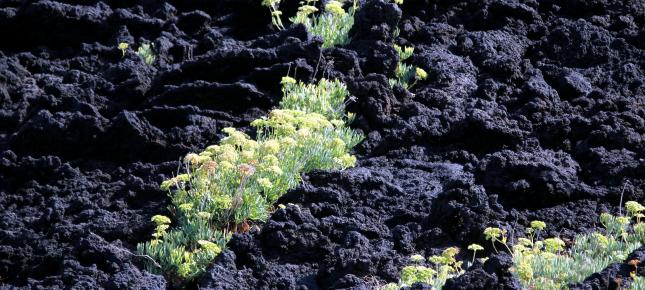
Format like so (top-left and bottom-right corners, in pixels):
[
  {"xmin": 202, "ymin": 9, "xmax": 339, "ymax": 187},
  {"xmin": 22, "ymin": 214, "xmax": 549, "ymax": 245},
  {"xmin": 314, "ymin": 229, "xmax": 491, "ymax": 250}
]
[
  {"xmin": 289, "ymin": 0, "xmax": 358, "ymax": 48},
  {"xmin": 325, "ymin": 1, "xmax": 346, "ymax": 16},
  {"xmin": 389, "ymin": 248, "xmax": 465, "ymax": 289},
  {"xmin": 501, "ymin": 205, "xmax": 645, "ymax": 289},
  {"xmin": 279, "ymin": 78, "xmax": 349, "ymax": 120},
  {"xmin": 139, "ymin": 76, "xmax": 363, "ymax": 281},
  {"xmin": 390, "ymin": 44, "xmax": 428, "ymax": 89},
  {"xmin": 261, "ymin": 0, "xmax": 285, "ymax": 30}
]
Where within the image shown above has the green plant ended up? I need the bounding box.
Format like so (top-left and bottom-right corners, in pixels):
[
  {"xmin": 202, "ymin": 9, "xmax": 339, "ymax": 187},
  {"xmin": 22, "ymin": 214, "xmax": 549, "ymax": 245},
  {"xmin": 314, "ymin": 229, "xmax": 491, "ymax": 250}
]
[
  {"xmin": 631, "ymin": 275, "xmax": 645, "ymax": 289},
  {"xmin": 381, "ymin": 282, "xmax": 400, "ymax": 290},
  {"xmin": 388, "ymin": 44, "xmax": 427, "ymax": 89},
  {"xmin": 526, "ymin": 220, "xmax": 546, "ymax": 244},
  {"xmin": 262, "ymin": 0, "xmax": 358, "ymax": 48},
  {"xmin": 261, "ymin": 0, "xmax": 285, "ymax": 30},
  {"xmin": 467, "ymin": 244, "xmax": 484, "ymax": 265},
  {"xmin": 118, "ymin": 42, "xmax": 128, "ymax": 57},
  {"xmin": 291, "ymin": 0, "xmax": 358, "ymax": 48},
  {"xmin": 290, "ymin": 0, "xmax": 318, "ymax": 24},
  {"xmin": 138, "ymin": 77, "xmax": 363, "ymax": 284},
  {"xmin": 495, "ymin": 201, "xmax": 645, "ymax": 289},
  {"xmin": 484, "ymin": 226, "xmax": 511, "ymax": 254},
  {"xmin": 279, "ymin": 77, "xmax": 352, "ymax": 120},
  {"xmin": 410, "ymin": 254, "xmax": 425, "ymax": 263},
  {"xmin": 626, "ymin": 201, "xmax": 645, "ymax": 223},
  {"xmin": 384, "ymin": 249, "xmax": 465, "ymax": 289},
  {"xmin": 136, "ymin": 43, "xmax": 156, "ymax": 65}
]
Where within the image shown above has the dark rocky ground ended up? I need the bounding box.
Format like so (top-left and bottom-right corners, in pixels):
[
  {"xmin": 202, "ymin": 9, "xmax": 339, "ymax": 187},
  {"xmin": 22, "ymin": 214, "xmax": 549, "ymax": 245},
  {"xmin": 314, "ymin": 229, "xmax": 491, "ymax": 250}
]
[{"xmin": 0, "ymin": 0, "xmax": 643, "ymax": 289}]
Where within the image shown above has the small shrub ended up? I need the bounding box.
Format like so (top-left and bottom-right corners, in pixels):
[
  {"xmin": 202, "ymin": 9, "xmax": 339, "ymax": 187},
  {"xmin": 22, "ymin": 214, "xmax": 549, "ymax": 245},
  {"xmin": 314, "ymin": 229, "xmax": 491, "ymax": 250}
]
[
  {"xmin": 261, "ymin": 0, "xmax": 285, "ymax": 30},
  {"xmin": 279, "ymin": 77, "xmax": 351, "ymax": 120},
  {"xmin": 262, "ymin": 0, "xmax": 358, "ymax": 48},
  {"xmin": 479, "ymin": 201, "xmax": 645, "ymax": 289},
  {"xmin": 136, "ymin": 43, "xmax": 156, "ymax": 65},
  {"xmin": 118, "ymin": 42, "xmax": 128, "ymax": 57},
  {"xmin": 291, "ymin": 0, "xmax": 358, "ymax": 48},
  {"xmin": 389, "ymin": 44, "xmax": 427, "ymax": 89},
  {"xmin": 467, "ymin": 244, "xmax": 484, "ymax": 265},
  {"xmin": 384, "ymin": 249, "xmax": 465, "ymax": 289},
  {"xmin": 138, "ymin": 77, "xmax": 363, "ymax": 283},
  {"xmin": 632, "ymin": 276, "xmax": 645, "ymax": 290}
]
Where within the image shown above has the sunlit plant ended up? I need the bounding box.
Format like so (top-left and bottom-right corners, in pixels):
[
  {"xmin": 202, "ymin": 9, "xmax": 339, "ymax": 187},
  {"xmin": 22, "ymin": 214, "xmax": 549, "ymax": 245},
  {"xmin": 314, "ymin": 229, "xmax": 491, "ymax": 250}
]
[
  {"xmin": 118, "ymin": 42, "xmax": 129, "ymax": 57},
  {"xmin": 484, "ymin": 226, "xmax": 511, "ymax": 253},
  {"xmin": 279, "ymin": 77, "xmax": 352, "ymax": 120},
  {"xmin": 261, "ymin": 0, "xmax": 285, "ymax": 30},
  {"xmin": 261, "ymin": 0, "xmax": 359, "ymax": 48},
  {"xmin": 632, "ymin": 275, "xmax": 645, "ymax": 289},
  {"xmin": 389, "ymin": 44, "xmax": 427, "ymax": 89},
  {"xmin": 477, "ymin": 201, "xmax": 645, "ymax": 289},
  {"xmin": 291, "ymin": 0, "xmax": 358, "ymax": 48},
  {"xmin": 136, "ymin": 43, "xmax": 156, "ymax": 65},
  {"xmin": 138, "ymin": 77, "xmax": 363, "ymax": 284},
  {"xmin": 383, "ymin": 249, "xmax": 465, "ymax": 289},
  {"xmin": 467, "ymin": 244, "xmax": 484, "ymax": 265}
]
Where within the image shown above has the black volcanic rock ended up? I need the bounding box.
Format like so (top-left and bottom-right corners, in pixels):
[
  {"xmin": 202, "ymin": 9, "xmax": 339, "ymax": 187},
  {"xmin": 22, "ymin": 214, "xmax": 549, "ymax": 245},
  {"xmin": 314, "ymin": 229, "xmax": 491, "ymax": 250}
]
[{"xmin": 0, "ymin": 0, "xmax": 643, "ymax": 289}]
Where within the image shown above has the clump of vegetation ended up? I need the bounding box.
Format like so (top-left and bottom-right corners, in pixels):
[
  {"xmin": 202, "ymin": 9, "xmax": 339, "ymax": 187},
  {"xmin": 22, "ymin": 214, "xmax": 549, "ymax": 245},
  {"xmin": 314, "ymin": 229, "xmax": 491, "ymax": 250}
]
[
  {"xmin": 467, "ymin": 243, "xmax": 484, "ymax": 265},
  {"xmin": 632, "ymin": 276, "xmax": 645, "ymax": 289},
  {"xmin": 261, "ymin": 0, "xmax": 285, "ymax": 30},
  {"xmin": 279, "ymin": 77, "xmax": 351, "ymax": 120},
  {"xmin": 389, "ymin": 44, "xmax": 427, "ymax": 89},
  {"xmin": 382, "ymin": 248, "xmax": 465, "ymax": 289},
  {"xmin": 118, "ymin": 42, "xmax": 129, "ymax": 57},
  {"xmin": 137, "ymin": 77, "xmax": 363, "ymax": 283},
  {"xmin": 262, "ymin": 0, "xmax": 358, "ymax": 48},
  {"xmin": 481, "ymin": 201, "xmax": 645, "ymax": 289},
  {"xmin": 291, "ymin": 0, "xmax": 358, "ymax": 48},
  {"xmin": 136, "ymin": 43, "xmax": 156, "ymax": 65}
]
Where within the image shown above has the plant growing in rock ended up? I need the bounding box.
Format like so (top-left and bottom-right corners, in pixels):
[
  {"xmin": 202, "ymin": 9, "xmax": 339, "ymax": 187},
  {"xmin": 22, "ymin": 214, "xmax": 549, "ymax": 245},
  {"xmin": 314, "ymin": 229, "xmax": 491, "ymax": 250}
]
[
  {"xmin": 478, "ymin": 202, "xmax": 645, "ymax": 289},
  {"xmin": 279, "ymin": 77, "xmax": 352, "ymax": 120},
  {"xmin": 467, "ymin": 243, "xmax": 484, "ymax": 265},
  {"xmin": 136, "ymin": 43, "xmax": 156, "ymax": 65},
  {"xmin": 291, "ymin": 0, "xmax": 358, "ymax": 48},
  {"xmin": 389, "ymin": 44, "xmax": 427, "ymax": 89},
  {"xmin": 632, "ymin": 276, "xmax": 645, "ymax": 289},
  {"xmin": 262, "ymin": 0, "xmax": 358, "ymax": 48},
  {"xmin": 383, "ymin": 249, "xmax": 465, "ymax": 289},
  {"xmin": 118, "ymin": 42, "xmax": 128, "ymax": 57},
  {"xmin": 261, "ymin": 0, "xmax": 285, "ymax": 30},
  {"xmin": 138, "ymin": 77, "xmax": 363, "ymax": 283},
  {"xmin": 484, "ymin": 226, "xmax": 511, "ymax": 254}
]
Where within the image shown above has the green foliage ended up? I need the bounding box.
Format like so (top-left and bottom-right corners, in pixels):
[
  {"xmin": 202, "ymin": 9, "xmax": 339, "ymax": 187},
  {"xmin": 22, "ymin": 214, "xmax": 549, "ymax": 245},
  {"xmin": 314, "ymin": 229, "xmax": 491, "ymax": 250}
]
[
  {"xmin": 251, "ymin": 109, "xmax": 362, "ymax": 172},
  {"xmin": 136, "ymin": 43, "xmax": 156, "ymax": 65},
  {"xmin": 484, "ymin": 226, "xmax": 512, "ymax": 254},
  {"xmin": 467, "ymin": 243, "xmax": 484, "ymax": 265},
  {"xmin": 388, "ymin": 44, "xmax": 427, "ymax": 89},
  {"xmin": 382, "ymin": 283, "xmax": 400, "ymax": 290},
  {"xmin": 291, "ymin": 0, "xmax": 358, "ymax": 48},
  {"xmin": 502, "ymin": 202, "xmax": 645, "ymax": 289},
  {"xmin": 632, "ymin": 276, "xmax": 645, "ymax": 290},
  {"xmin": 118, "ymin": 42, "xmax": 128, "ymax": 57},
  {"xmin": 385, "ymin": 249, "xmax": 465, "ymax": 289},
  {"xmin": 279, "ymin": 76, "xmax": 350, "ymax": 120},
  {"xmin": 262, "ymin": 0, "xmax": 358, "ymax": 48},
  {"xmin": 138, "ymin": 77, "xmax": 363, "ymax": 283},
  {"xmin": 261, "ymin": 0, "xmax": 285, "ymax": 30}
]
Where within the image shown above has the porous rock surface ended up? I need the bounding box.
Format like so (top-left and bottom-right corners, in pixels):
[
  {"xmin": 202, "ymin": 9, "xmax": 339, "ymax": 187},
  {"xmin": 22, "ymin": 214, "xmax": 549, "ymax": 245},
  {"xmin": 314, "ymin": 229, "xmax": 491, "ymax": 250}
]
[{"xmin": 0, "ymin": 0, "xmax": 643, "ymax": 289}]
